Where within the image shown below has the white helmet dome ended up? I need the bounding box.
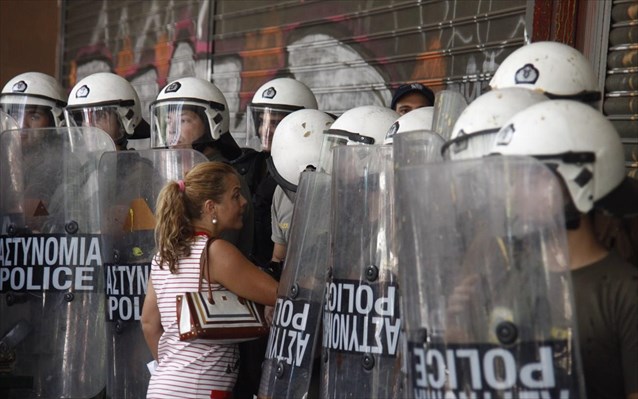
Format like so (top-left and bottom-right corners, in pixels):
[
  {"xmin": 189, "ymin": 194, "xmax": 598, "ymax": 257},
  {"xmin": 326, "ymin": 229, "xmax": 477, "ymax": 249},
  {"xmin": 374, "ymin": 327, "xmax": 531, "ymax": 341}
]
[
  {"xmin": 0, "ymin": 72, "xmax": 67, "ymax": 127},
  {"xmin": 443, "ymin": 88, "xmax": 549, "ymax": 160},
  {"xmin": 491, "ymin": 100, "xmax": 625, "ymax": 213},
  {"xmin": 250, "ymin": 77, "xmax": 317, "ymax": 110},
  {"xmin": 317, "ymin": 106, "xmax": 398, "ymax": 174},
  {"xmin": 246, "ymin": 78, "xmax": 318, "ymax": 151},
  {"xmin": 268, "ymin": 109, "xmax": 335, "ymax": 191},
  {"xmin": 66, "ymin": 72, "xmax": 146, "ymax": 137},
  {"xmin": 328, "ymin": 105, "xmax": 399, "ymax": 145},
  {"xmin": 151, "ymin": 77, "xmax": 230, "ymax": 140},
  {"xmin": 384, "ymin": 106, "xmax": 434, "ymax": 144},
  {"xmin": 489, "ymin": 41, "xmax": 600, "ymax": 104}
]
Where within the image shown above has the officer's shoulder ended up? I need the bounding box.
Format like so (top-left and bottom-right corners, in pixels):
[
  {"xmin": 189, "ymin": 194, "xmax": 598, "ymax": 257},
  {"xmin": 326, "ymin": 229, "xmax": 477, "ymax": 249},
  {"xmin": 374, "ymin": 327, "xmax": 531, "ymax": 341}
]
[
  {"xmin": 231, "ymin": 148, "xmax": 260, "ymax": 162},
  {"xmin": 231, "ymin": 148, "xmax": 266, "ymax": 173}
]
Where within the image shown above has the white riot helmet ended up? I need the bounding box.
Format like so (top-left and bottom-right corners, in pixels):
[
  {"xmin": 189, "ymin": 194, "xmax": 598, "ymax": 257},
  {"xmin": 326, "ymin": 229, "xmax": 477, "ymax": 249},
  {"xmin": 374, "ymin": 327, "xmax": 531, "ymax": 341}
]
[
  {"xmin": 150, "ymin": 77, "xmax": 240, "ymax": 159},
  {"xmin": 442, "ymin": 88, "xmax": 549, "ymax": 160},
  {"xmin": 491, "ymin": 100, "xmax": 626, "ymax": 214},
  {"xmin": 0, "ymin": 72, "xmax": 66, "ymax": 128},
  {"xmin": 267, "ymin": 109, "xmax": 335, "ymax": 191},
  {"xmin": 246, "ymin": 77, "xmax": 318, "ymax": 152},
  {"xmin": 319, "ymin": 105, "xmax": 399, "ymax": 173},
  {"xmin": 383, "ymin": 106, "xmax": 434, "ymax": 145},
  {"xmin": 489, "ymin": 41, "xmax": 601, "ymax": 104},
  {"xmin": 66, "ymin": 72, "xmax": 149, "ymax": 146}
]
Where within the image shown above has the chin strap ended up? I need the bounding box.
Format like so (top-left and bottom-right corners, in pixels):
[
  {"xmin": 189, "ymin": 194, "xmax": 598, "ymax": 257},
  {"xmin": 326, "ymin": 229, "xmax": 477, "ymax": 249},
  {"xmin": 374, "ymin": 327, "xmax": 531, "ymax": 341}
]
[{"xmin": 114, "ymin": 135, "xmax": 128, "ymax": 149}]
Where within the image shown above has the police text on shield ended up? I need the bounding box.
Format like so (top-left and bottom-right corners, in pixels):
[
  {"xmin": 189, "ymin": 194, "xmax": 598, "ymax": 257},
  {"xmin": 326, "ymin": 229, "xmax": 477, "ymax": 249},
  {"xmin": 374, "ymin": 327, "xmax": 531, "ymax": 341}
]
[
  {"xmin": 323, "ymin": 280, "xmax": 401, "ymax": 355},
  {"xmin": 0, "ymin": 235, "xmax": 101, "ymax": 292},
  {"xmin": 105, "ymin": 263, "xmax": 150, "ymax": 321},
  {"xmin": 266, "ymin": 298, "xmax": 312, "ymax": 367},
  {"xmin": 410, "ymin": 342, "xmax": 577, "ymax": 398}
]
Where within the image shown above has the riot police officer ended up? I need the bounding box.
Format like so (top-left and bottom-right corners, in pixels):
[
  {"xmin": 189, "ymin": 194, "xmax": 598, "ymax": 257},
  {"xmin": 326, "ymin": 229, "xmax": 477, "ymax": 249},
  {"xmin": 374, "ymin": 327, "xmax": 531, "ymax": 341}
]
[
  {"xmin": 1, "ymin": 71, "xmax": 66, "ymax": 128},
  {"xmin": 491, "ymin": 100, "xmax": 638, "ymax": 399},
  {"xmin": 66, "ymin": 72, "xmax": 150, "ymax": 150}
]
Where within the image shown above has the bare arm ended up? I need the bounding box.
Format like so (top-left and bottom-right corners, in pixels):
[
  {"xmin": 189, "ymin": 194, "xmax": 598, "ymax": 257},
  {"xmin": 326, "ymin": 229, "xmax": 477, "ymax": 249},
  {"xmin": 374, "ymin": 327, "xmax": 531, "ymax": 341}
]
[
  {"xmin": 628, "ymin": 393, "xmax": 638, "ymax": 399},
  {"xmin": 271, "ymin": 242, "xmax": 286, "ymax": 263},
  {"xmin": 208, "ymin": 239, "xmax": 278, "ymax": 306},
  {"xmin": 141, "ymin": 278, "xmax": 163, "ymax": 361}
]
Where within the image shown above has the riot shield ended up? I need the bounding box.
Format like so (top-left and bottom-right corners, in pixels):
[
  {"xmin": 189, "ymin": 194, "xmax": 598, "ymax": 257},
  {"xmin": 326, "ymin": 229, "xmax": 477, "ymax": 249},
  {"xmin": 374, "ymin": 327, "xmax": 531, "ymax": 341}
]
[
  {"xmin": 258, "ymin": 170, "xmax": 331, "ymax": 399},
  {"xmin": 98, "ymin": 148, "xmax": 207, "ymax": 399},
  {"xmin": 321, "ymin": 145, "xmax": 403, "ymax": 398},
  {"xmin": 394, "ymin": 155, "xmax": 585, "ymax": 398},
  {"xmin": 431, "ymin": 90, "xmax": 467, "ymax": 140},
  {"xmin": 392, "ymin": 130, "xmax": 445, "ymax": 167},
  {"xmin": 0, "ymin": 127, "xmax": 115, "ymax": 398}
]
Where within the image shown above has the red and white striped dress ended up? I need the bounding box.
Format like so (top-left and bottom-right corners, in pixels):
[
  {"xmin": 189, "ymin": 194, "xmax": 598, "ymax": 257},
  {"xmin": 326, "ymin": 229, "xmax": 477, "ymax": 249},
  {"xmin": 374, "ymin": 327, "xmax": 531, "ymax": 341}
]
[{"xmin": 147, "ymin": 234, "xmax": 239, "ymax": 399}]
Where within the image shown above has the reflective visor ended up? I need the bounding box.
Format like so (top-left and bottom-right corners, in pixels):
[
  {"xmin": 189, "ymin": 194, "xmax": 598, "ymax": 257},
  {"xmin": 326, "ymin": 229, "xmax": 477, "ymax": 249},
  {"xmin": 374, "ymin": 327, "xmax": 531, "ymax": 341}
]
[
  {"xmin": 65, "ymin": 106, "xmax": 124, "ymax": 142},
  {"xmin": 150, "ymin": 102, "xmax": 208, "ymax": 149},
  {"xmin": 0, "ymin": 110, "xmax": 19, "ymax": 131},
  {"xmin": 318, "ymin": 133, "xmax": 349, "ymax": 174},
  {"xmin": 1, "ymin": 101, "xmax": 55, "ymax": 129},
  {"xmin": 246, "ymin": 105, "xmax": 296, "ymax": 152}
]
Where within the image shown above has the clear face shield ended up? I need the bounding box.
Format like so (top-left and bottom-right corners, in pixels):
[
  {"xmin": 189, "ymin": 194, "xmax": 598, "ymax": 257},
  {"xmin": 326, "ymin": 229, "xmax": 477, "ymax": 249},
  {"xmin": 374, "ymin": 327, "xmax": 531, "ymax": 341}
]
[
  {"xmin": 317, "ymin": 129, "xmax": 376, "ymax": 174},
  {"xmin": 1, "ymin": 97, "xmax": 57, "ymax": 129},
  {"xmin": 150, "ymin": 102, "xmax": 212, "ymax": 149},
  {"xmin": 65, "ymin": 105, "xmax": 125, "ymax": 143},
  {"xmin": 0, "ymin": 109, "xmax": 19, "ymax": 132},
  {"xmin": 246, "ymin": 105, "xmax": 293, "ymax": 152}
]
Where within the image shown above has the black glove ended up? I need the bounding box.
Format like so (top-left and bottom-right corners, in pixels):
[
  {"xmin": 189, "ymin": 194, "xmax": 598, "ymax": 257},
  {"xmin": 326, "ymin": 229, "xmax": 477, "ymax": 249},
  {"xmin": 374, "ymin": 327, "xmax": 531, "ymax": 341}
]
[{"xmin": 262, "ymin": 260, "xmax": 283, "ymax": 282}]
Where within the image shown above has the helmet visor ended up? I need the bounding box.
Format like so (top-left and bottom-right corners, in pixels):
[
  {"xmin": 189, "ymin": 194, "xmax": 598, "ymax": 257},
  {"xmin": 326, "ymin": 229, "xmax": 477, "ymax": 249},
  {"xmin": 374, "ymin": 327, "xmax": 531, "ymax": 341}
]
[
  {"xmin": 65, "ymin": 106, "xmax": 124, "ymax": 142},
  {"xmin": 317, "ymin": 133, "xmax": 350, "ymax": 174},
  {"xmin": 0, "ymin": 109, "xmax": 19, "ymax": 132},
  {"xmin": 150, "ymin": 102, "xmax": 209, "ymax": 149},
  {"xmin": 246, "ymin": 105, "xmax": 293, "ymax": 152},
  {"xmin": 442, "ymin": 128, "xmax": 500, "ymax": 161},
  {"xmin": 1, "ymin": 100, "xmax": 56, "ymax": 129}
]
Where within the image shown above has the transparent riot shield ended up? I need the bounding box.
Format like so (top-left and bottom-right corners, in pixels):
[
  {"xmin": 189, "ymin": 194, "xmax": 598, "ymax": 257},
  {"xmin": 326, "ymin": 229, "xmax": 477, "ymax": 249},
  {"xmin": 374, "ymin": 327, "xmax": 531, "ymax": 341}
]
[
  {"xmin": 258, "ymin": 170, "xmax": 331, "ymax": 399},
  {"xmin": 0, "ymin": 127, "xmax": 115, "ymax": 398},
  {"xmin": 431, "ymin": 90, "xmax": 467, "ymax": 140},
  {"xmin": 98, "ymin": 148, "xmax": 207, "ymax": 399},
  {"xmin": 321, "ymin": 145, "xmax": 403, "ymax": 398},
  {"xmin": 395, "ymin": 155, "xmax": 585, "ymax": 398},
  {"xmin": 392, "ymin": 130, "xmax": 444, "ymax": 167}
]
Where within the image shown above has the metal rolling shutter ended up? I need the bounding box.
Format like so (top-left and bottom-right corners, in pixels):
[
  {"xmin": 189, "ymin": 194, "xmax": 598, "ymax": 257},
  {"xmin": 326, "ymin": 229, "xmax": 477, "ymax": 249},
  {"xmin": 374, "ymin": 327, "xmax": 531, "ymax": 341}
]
[
  {"xmin": 605, "ymin": 1, "xmax": 638, "ymax": 175},
  {"xmin": 212, "ymin": 0, "xmax": 527, "ymax": 136},
  {"xmin": 61, "ymin": 0, "xmax": 212, "ymax": 122},
  {"xmin": 60, "ymin": 1, "xmax": 529, "ymax": 138}
]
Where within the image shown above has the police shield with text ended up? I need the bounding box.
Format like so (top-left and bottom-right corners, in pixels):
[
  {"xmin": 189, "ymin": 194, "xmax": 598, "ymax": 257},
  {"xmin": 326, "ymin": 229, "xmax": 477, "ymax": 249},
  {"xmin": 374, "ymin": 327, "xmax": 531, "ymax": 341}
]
[
  {"xmin": 98, "ymin": 148, "xmax": 207, "ymax": 398},
  {"xmin": 321, "ymin": 144, "xmax": 403, "ymax": 398},
  {"xmin": 259, "ymin": 107, "xmax": 397, "ymax": 398},
  {"xmin": 258, "ymin": 109, "xmax": 334, "ymax": 399},
  {"xmin": 258, "ymin": 170, "xmax": 332, "ymax": 399},
  {"xmin": 394, "ymin": 155, "xmax": 585, "ymax": 398},
  {"xmin": 0, "ymin": 127, "xmax": 115, "ymax": 398}
]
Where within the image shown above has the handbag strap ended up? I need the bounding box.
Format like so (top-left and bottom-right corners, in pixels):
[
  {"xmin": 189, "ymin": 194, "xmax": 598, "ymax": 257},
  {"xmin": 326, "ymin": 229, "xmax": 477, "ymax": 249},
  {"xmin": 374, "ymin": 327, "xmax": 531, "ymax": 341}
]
[
  {"xmin": 199, "ymin": 236, "xmax": 217, "ymax": 304},
  {"xmin": 198, "ymin": 236, "xmax": 248, "ymax": 306}
]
